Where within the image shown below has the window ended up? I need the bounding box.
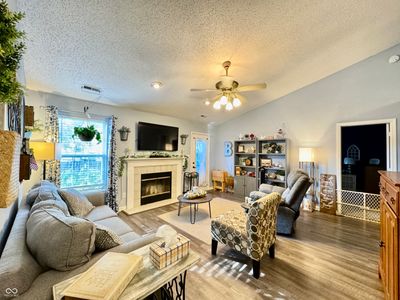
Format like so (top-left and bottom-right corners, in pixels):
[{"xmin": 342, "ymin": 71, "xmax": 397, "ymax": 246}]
[{"xmin": 58, "ymin": 114, "xmax": 109, "ymax": 190}]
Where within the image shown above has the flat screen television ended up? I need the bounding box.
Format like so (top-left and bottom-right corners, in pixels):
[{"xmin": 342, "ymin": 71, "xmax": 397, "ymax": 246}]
[{"xmin": 137, "ymin": 122, "xmax": 179, "ymax": 151}]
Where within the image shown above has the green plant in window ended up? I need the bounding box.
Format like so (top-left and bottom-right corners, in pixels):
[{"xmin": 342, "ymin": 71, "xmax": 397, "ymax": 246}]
[
  {"xmin": 0, "ymin": 1, "xmax": 25, "ymax": 104},
  {"xmin": 72, "ymin": 125, "xmax": 101, "ymax": 144}
]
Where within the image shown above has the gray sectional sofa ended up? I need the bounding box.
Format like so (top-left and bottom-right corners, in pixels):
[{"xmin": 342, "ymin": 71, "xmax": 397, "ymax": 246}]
[{"xmin": 0, "ymin": 181, "xmax": 158, "ymax": 300}]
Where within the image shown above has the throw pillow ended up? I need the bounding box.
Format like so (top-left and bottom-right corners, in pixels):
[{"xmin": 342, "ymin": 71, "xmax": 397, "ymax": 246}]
[
  {"xmin": 94, "ymin": 224, "xmax": 123, "ymax": 250},
  {"xmin": 30, "ymin": 199, "xmax": 70, "ymax": 216},
  {"xmin": 26, "ymin": 181, "xmax": 59, "ymax": 206},
  {"xmin": 26, "ymin": 207, "xmax": 96, "ymax": 271},
  {"xmin": 58, "ymin": 188, "xmax": 94, "ymax": 217}
]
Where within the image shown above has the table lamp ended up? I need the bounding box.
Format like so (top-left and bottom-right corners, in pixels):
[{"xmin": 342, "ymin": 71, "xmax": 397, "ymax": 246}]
[{"xmin": 30, "ymin": 141, "xmax": 56, "ymax": 180}]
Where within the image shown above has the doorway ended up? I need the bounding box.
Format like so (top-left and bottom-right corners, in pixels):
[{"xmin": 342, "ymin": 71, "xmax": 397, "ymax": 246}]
[
  {"xmin": 336, "ymin": 119, "xmax": 397, "ymax": 222},
  {"xmin": 341, "ymin": 124, "xmax": 386, "ymax": 194},
  {"xmin": 190, "ymin": 132, "xmax": 210, "ymax": 188}
]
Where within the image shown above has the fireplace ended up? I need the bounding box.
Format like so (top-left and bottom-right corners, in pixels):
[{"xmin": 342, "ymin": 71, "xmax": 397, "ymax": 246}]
[
  {"xmin": 124, "ymin": 157, "xmax": 182, "ymax": 214},
  {"xmin": 141, "ymin": 171, "xmax": 172, "ymax": 205}
]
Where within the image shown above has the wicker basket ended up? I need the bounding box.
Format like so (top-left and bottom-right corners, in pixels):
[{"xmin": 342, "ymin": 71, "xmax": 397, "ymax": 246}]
[{"xmin": 0, "ymin": 130, "xmax": 21, "ymax": 208}]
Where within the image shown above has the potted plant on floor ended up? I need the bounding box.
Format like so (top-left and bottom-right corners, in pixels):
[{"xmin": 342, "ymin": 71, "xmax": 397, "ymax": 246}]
[{"xmin": 73, "ymin": 125, "xmax": 101, "ymax": 144}]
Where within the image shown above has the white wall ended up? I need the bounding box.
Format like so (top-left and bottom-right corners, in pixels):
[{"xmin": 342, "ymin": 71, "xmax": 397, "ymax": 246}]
[
  {"xmin": 211, "ymin": 44, "xmax": 400, "ymax": 198},
  {"xmin": 24, "ymin": 90, "xmax": 207, "ymax": 208}
]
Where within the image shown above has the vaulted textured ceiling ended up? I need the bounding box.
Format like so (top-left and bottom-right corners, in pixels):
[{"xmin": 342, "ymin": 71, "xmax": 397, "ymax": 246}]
[{"xmin": 18, "ymin": 0, "xmax": 400, "ymax": 124}]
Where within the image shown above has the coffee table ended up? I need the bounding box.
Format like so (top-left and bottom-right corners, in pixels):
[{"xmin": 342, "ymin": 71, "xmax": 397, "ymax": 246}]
[
  {"xmin": 53, "ymin": 244, "xmax": 200, "ymax": 300},
  {"xmin": 177, "ymin": 194, "xmax": 213, "ymax": 224}
]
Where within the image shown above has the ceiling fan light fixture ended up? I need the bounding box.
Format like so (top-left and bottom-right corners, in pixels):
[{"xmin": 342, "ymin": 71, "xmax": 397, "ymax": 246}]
[
  {"xmin": 226, "ymin": 102, "xmax": 233, "ymax": 111},
  {"xmin": 233, "ymin": 97, "xmax": 241, "ymax": 107},
  {"xmin": 213, "ymin": 101, "xmax": 221, "ymax": 110},
  {"xmin": 220, "ymin": 95, "xmax": 228, "ymax": 105}
]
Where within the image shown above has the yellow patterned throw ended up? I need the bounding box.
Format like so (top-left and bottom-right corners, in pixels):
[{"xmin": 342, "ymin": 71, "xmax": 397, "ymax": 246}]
[{"xmin": 150, "ymin": 234, "xmax": 190, "ymax": 269}]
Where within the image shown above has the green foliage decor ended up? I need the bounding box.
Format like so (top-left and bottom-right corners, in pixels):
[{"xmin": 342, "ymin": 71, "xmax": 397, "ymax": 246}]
[
  {"xmin": 0, "ymin": 1, "xmax": 25, "ymax": 104},
  {"xmin": 72, "ymin": 125, "xmax": 102, "ymax": 144}
]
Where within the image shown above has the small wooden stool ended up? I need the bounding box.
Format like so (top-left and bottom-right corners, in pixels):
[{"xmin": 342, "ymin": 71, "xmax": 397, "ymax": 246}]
[{"xmin": 212, "ymin": 170, "xmax": 227, "ymax": 192}]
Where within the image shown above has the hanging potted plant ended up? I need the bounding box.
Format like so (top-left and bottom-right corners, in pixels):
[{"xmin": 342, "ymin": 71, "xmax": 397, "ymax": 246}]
[
  {"xmin": 0, "ymin": 1, "xmax": 25, "ymax": 104},
  {"xmin": 72, "ymin": 125, "xmax": 102, "ymax": 144},
  {"xmin": 118, "ymin": 126, "xmax": 131, "ymax": 141}
]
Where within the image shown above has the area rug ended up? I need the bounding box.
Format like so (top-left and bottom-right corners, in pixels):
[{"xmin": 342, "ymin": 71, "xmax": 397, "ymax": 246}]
[{"xmin": 157, "ymin": 197, "xmax": 242, "ymax": 245}]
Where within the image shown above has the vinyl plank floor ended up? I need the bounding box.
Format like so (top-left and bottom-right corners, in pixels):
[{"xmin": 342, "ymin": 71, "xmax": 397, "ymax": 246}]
[{"xmin": 119, "ymin": 192, "xmax": 383, "ymax": 300}]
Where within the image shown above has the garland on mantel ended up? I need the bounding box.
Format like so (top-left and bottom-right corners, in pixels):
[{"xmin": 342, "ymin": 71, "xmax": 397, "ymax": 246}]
[{"xmin": 117, "ymin": 152, "xmax": 188, "ymax": 177}]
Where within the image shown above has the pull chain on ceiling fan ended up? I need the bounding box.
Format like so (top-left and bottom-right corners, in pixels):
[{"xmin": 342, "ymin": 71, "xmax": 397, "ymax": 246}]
[{"xmin": 190, "ymin": 61, "xmax": 267, "ymax": 111}]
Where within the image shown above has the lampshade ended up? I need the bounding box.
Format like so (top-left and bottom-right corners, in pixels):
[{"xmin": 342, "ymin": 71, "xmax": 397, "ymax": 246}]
[
  {"xmin": 299, "ymin": 147, "xmax": 315, "ymax": 162},
  {"xmin": 30, "ymin": 141, "xmax": 56, "ymax": 161}
]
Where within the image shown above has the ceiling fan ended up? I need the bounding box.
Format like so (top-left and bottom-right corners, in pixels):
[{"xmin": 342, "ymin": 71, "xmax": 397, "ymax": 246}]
[{"xmin": 190, "ymin": 61, "xmax": 267, "ymax": 110}]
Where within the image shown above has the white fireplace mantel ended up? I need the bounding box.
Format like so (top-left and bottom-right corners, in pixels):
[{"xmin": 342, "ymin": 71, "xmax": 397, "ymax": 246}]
[{"xmin": 123, "ymin": 158, "xmax": 183, "ymax": 214}]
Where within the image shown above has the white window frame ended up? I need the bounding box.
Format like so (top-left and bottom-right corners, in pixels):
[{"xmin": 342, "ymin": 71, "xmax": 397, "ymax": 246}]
[{"xmin": 58, "ymin": 112, "xmax": 110, "ymax": 190}]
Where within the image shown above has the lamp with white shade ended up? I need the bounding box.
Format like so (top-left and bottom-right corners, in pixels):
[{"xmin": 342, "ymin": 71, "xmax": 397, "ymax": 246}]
[{"xmin": 298, "ymin": 147, "xmax": 316, "ymax": 211}]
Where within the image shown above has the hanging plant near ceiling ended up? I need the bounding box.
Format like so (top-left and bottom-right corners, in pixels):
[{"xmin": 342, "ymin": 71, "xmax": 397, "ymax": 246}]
[
  {"xmin": 73, "ymin": 125, "xmax": 102, "ymax": 144},
  {"xmin": 0, "ymin": 1, "xmax": 25, "ymax": 104}
]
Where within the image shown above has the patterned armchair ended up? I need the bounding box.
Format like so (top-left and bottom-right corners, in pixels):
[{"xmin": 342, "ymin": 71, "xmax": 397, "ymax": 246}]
[{"xmin": 211, "ymin": 192, "xmax": 281, "ymax": 278}]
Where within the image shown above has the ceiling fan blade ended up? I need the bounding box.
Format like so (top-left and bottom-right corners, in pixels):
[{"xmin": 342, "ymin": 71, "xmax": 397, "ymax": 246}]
[
  {"xmin": 234, "ymin": 93, "xmax": 247, "ymax": 104},
  {"xmin": 211, "ymin": 94, "xmax": 222, "ymax": 101},
  {"xmin": 236, "ymin": 83, "xmax": 267, "ymax": 92},
  {"xmin": 190, "ymin": 88, "xmax": 218, "ymax": 92}
]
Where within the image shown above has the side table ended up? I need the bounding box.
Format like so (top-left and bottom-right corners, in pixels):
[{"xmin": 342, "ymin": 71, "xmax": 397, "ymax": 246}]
[
  {"xmin": 53, "ymin": 244, "xmax": 200, "ymax": 300},
  {"xmin": 177, "ymin": 194, "xmax": 213, "ymax": 224}
]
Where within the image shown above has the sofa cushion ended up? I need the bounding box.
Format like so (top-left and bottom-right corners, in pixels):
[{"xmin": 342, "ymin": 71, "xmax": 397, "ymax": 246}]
[
  {"xmin": 0, "ymin": 205, "xmax": 43, "ymax": 296},
  {"xmin": 82, "ymin": 190, "xmax": 106, "ymax": 207},
  {"xmin": 85, "ymin": 205, "xmax": 117, "ymax": 222},
  {"xmin": 119, "ymin": 231, "xmax": 141, "ymax": 243},
  {"xmin": 94, "ymin": 224, "xmax": 123, "ymax": 250},
  {"xmin": 58, "ymin": 188, "xmax": 94, "ymax": 217},
  {"xmin": 94, "ymin": 216, "xmax": 132, "ymax": 236},
  {"xmin": 26, "ymin": 207, "xmax": 96, "ymax": 271}
]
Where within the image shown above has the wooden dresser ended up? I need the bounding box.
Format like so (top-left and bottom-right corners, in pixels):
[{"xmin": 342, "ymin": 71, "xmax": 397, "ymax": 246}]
[{"xmin": 379, "ymin": 171, "xmax": 400, "ymax": 300}]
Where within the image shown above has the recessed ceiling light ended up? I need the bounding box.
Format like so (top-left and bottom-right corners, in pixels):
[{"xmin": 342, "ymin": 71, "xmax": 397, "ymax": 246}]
[
  {"xmin": 151, "ymin": 81, "xmax": 163, "ymax": 89},
  {"xmin": 204, "ymin": 100, "xmax": 210, "ymax": 106}
]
